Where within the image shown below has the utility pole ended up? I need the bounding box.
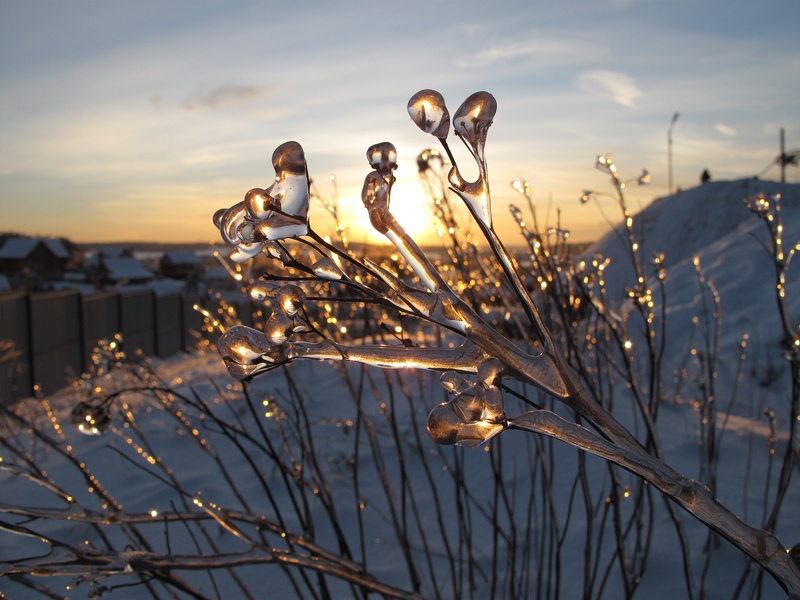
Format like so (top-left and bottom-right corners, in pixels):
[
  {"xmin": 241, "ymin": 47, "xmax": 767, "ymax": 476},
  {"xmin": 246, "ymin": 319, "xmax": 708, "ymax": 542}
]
[
  {"xmin": 780, "ymin": 128, "xmax": 786, "ymax": 183},
  {"xmin": 668, "ymin": 112, "xmax": 679, "ymax": 194}
]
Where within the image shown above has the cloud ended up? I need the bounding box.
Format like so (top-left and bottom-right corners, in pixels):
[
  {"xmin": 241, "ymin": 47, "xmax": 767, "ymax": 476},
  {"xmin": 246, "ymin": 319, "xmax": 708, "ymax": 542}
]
[
  {"xmin": 455, "ymin": 36, "xmax": 604, "ymax": 68},
  {"xmin": 181, "ymin": 84, "xmax": 271, "ymax": 111},
  {"xmin": 574, "ymin": 70, "xmax": 641, "ymax": 107},
  {"xmin": 714, "ymin": 123, "xmax": 737, "ymax": 137}
]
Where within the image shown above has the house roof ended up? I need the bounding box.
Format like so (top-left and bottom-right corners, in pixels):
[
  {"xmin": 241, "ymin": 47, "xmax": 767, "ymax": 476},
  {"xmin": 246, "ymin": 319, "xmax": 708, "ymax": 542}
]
[
  {"xmin": 102, "ymin": 257, "xmax": 153, "ymax": 282},
  {"xmin": 162, "ymin": 250, "xmax": 201, "ymax": 265},
  {"xmin": 0, "ymin": 237, "xmax": 69, "ymax": 260}
]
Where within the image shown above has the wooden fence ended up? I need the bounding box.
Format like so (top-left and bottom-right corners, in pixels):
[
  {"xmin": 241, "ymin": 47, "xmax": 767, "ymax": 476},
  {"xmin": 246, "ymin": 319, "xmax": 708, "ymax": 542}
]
[{"xmin": 0, "ymin": 289, "xmax": 245, "ymax": 406}]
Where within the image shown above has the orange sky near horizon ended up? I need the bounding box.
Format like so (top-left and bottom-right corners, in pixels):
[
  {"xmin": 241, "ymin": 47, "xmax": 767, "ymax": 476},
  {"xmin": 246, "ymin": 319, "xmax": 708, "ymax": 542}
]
[{"xmin": 2, "ymin": 1, "xmax": 798, "ymax": 248}]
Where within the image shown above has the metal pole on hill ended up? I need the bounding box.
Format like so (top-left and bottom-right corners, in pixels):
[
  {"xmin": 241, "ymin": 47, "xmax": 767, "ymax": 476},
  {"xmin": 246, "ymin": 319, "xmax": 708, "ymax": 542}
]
[
  {"xmin": 780, "ymin": 128, "xmax": 786, "ymax": 183},
  {"xmin": 668, "ymin": 112, "xmax": 679, "ymax": 194}
]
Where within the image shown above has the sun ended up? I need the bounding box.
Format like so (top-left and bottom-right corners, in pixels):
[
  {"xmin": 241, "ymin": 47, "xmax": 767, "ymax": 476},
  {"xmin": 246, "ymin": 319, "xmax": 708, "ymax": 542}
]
[
  {"xmin": 324, "ymin": 177, "xmax": 439, "ymax": 247},
  {"xmin": 386, "ymin": 181, "xmax": 437, "ymax": 243}
]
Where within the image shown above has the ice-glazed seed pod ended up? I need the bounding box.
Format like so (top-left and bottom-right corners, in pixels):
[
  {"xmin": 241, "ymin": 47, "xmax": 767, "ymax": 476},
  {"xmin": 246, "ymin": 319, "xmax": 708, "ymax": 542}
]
[
  {"xmin": 248, "ymin": 280, "xmax": 279, "ymax": 303},
  {"xmin": 213, "ymin": 141, "xmax": 310, "ymax": 262},
  {"xmin": 416, "ymin": 148, "xmax": 443, "ymax": 173},
  {"xmin": 276, "ymin": 285, "xmax": 306, "ymax": 316},
  {"xmin": 217, "ymin": 325, "xmax": 292, "ymax": 380},
  {"xmin": 452, "ymin": 91, "xmax": 496, "ymax": 155},
  {"xmin": 256, "ymin": 141, "xmax": 310, "ymax": 240},
  {"xmin": 440, "ymin": 371, "xmax": 468, "ymax": 395},
  {"xmin": 477, "ymin": 357, "xmax": 503, "ymax": 388},
  {"xmin": 481, "ymin": 386, "xmax": 505, "ymax": 422},
  {"xmin": 264, "ymin": 312, "xmax": 296, "ymax": 345},
  {"xmin": 216, "ymin": 201, "xmax": 249, "ymax": 246},
  {"xmin": 229, "ymin": 241, "xmax": 263, "ymax": 263},
  {"xmin": 407, "ymin": 89, "xmax": 450, "ymax": 139},
  {"xmin": 217, "ymin": 325, "xmax": 273, "ymax": 367},
  {"xmin": 71, "ymin": 401, "xmax": 111, "ymax": 436},
  {"xmin": 244, "ymin": 187, "xmax": 272, "ymax": 220},
  {"xmin": 427, "ymin": 402, "xmax": 505, "ymax": 448},
  {"xmin": 367, "ymin": 142, "xmax": 398, "ymax": 178},
  {"xmin": 451, "ymin": 388, "xmax": 485, "ymax": 423},
  {"xmin": 312, "ymin": 256, "xmax": 345, "ymax": 280},
  {"xmin": 361, "ymin": 170, "xmax": 391, "ymax": 234}
]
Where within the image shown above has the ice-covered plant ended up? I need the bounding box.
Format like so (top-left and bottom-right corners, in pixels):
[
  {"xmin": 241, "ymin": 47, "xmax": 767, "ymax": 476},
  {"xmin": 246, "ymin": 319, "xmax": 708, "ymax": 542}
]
[{"xmin": 212, "ymin": 90, "xmax": 800, "ymax": 597}]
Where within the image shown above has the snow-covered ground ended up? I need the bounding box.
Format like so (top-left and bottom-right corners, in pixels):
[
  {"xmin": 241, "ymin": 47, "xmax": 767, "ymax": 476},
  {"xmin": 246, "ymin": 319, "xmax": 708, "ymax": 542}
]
[{"xmin": 1, "ymin": 179, "xmax": 799, "ymax": 599}]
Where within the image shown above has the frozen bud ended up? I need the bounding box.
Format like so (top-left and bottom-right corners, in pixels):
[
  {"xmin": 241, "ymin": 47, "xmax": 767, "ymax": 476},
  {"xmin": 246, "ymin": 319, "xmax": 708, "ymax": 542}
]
[
  {"xmin": 407, "ymin": 89, "xmax": 450, "ymax": 139},
  {"xmin": 361, "ymin": 171, "xmax": 391, "ymax": 234},
  {"xmin": 595, "ymin": 154, "xmax": 616, "ymax": 175},
  {"xmin": 276, "ymin": 285, "xmax": 306, "ymax": 316},
  {"xmin": 312, "ymin": 256, "xmax": 344, "ymax": 280},
  {"xmin": 427, "ymin": 402, "xmax": 463, "ymax": 445},
  {"xmin": 477, "ymin": 357, "xmax": 503, "ymax": 388},
  {"xmin": 216, "ymin": 201, "xmax": 249, "ymax": 246},
  {"xmin": 416, "ymin": 148, "xmax": 443, "ymax": 173},
  {"xmin": 244, "ymin": 187, "xmax": 272, "ymax": 220},
  {"xmin": 481, "ymin": 387, "xmax": 505, "ymax": 422},
  {"xmin": 212, "ymin": 207, "xmax": 227, "ymax": 229},
  {"xmin": 366, "ymin": 142, "xmax": 398, "ymax": 178},
  {"xmin": 452, "ymin": 389, "xmax": 484, "ymax": 422},
  {"xmin": 248, "ymin": 280, "xmax": 279, "ymax": 303},
  {"xmin": 263, "ymin": 240, "xmax": 288, "ymax": 260},
  {"xmin": 440, "ymin": 371, "xmax": 467, "ymax": 394},
  {"xmin": 511, "ymin": 179, "xmax": 532, "ymax": 196},
  {"xmin": 427, "ymin": 402, "xmax": 506, "ymax": 448},
  {"xmin": 217, "ymin": 325, "xmax": 272, "ymax": 366},
  {"xmin": 452, "ymin": 91, "xmax": 496, "ymax": 149},
  {"xmin": 71, "ymin": 401, "xmax": 111, "ymax": 436},
  {"xmin": 744, "ymin": 193, "xmax": 771, "ymax": 216},
  {"xmin": 229, "ymin": 241, "xmax": 262, "ymax": 263},
  {"xmin": 264, "ymin": 312, "xmax": 295, "ymax": 345},
  {"xmin": 272, "ymin": 140, "xmax": 306, "ymax": 175}
]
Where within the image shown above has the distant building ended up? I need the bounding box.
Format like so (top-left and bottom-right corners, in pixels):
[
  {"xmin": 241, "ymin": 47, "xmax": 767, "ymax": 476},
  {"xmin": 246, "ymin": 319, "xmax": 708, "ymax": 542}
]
[
  {"xmin": 0, "ymin": 237, "xmax": 83, "ymax": 290},
  {"xmin": 160, "ymin": 250, "xmax": 203, "ymax": 280},
  {"xmin": 95, "ymin": 257, "xmax": 154, "ymax": 286}
]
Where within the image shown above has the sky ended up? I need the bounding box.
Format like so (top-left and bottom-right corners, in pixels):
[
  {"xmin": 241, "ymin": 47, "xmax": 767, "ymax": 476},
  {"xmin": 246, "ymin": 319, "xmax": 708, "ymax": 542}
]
[{"xmin": 1, "ymin": 0, "xmax": 798, "ymax": 246}]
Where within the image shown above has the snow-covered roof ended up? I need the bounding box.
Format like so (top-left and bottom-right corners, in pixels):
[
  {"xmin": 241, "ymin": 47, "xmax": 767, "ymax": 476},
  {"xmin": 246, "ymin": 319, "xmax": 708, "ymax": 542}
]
[
  {"xmin": 0, "ymin": 237, "xmax": 69, "ymax": 260},
  {"xmin": 102, "ymin": 257, "xmax": 153, "ymax": 282},
  {"xmin": 162, "ymin": 250, "xmax": 201, "ymax": 265}
]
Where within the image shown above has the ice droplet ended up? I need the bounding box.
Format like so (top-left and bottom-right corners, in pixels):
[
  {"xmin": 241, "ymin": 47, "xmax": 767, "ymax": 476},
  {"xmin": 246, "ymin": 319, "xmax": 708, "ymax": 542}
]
[
  {"xmin": 265, "ymin": 312, "xmax": 295, "ymax": 345},
  {"xmin": 427, "ymin": 402, "xmax": 505, "ymax": 448},
  {"xmin": 255, "ymin": 141, "xmax": 310, "ymax": 240},
  {"xmin": 407, "ymin": 89, "xmax": 450, "ymax": 139},
  {"xmin": 366, "ymin": 142, "xmax": 398, "ymax": 178},
  {"xmin": 71, "ymin": 401, "xmax": 111, "ymax": 436},
  {"xmin": 214, "ymin": 142, "xmax": 311, "ymax": 262},
  {"xmin": 417, "ymin": 148, "xmax": 444, "ymax": 173},
  {"xmin": 361, "ymin": 171, "xmax": 391, "ymax": 234},
  {"xmin": 276, "ymin": 285, "xmax": 306, "ymax": 316},
  {"xmin": 440, "ymin": 371, "xmax": 468, "ymax": 394},
  {"xmin": 312, "ymin": 256, "xmax": 344, "ymax": 280},
  {"xmin": 244, "ymin": 187, "xmax": 272, "ymax": 220},
  {"xmin": 216, "ymin": 201, "xmax": 249, "ymax": 246},
  {"xmin": 229, "ymin": 241, "xmax": 262, "ymax": 263},
  {"xmin": 477, "ymin": 357, "xmax": 503, "ymax": 387},
  {"xmin": 452, "ymin": 91, "xmax": 496, "ymax": 152},
  {"xmin": 217, "ymin": 325, "xmax": 272, "ymax": 366},
  {"xmin": 248, "ymin": 280, "xmax": 279, "ymax": 303}
]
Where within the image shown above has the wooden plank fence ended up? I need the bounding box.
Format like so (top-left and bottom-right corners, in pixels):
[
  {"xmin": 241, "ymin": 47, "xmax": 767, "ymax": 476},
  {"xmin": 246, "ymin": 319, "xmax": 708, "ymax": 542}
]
[{"xmin": 0, "ymin": 290, "xmax": 248, "ymax": 406}]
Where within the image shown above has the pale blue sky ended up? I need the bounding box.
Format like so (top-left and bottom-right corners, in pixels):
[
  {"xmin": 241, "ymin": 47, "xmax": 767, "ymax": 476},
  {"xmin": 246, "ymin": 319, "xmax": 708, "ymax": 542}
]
[{"xmin": 1, "ymin": 0, "xmax": 798, "ymax": 244}]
